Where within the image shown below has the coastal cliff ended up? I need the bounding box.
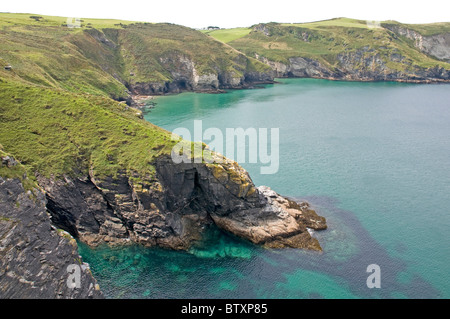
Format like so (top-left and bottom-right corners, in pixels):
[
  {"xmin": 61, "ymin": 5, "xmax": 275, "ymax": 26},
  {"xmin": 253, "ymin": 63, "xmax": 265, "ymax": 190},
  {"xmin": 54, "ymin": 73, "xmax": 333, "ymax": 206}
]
[
  {"xmin": 85, "ymin": 23, "xmax": 275, "ymax": 99},
  {"xmin": 0, "ymin": 73, "xmax": 326, "ymax": 297},
  {"xmin": 0, "ymin": 154, "xmax": 103, "ymax": 298},
  {"xmin": 37, "ymin": 155, "xmax": 326, "ymax": 252},
  {"xmin": 0, "ymin": 144, "xmax": 327, "ymax": 298},
  {"xmin": 0, "ymin": 15, "xmax": 274, "ymax": 107},
  {"xmin": 382, "ymin": 23, "xmax": 450, "ymax": 62},
  {"xmin": 227, "ymin": 19, "xmax": 450, "ymax": 83}
]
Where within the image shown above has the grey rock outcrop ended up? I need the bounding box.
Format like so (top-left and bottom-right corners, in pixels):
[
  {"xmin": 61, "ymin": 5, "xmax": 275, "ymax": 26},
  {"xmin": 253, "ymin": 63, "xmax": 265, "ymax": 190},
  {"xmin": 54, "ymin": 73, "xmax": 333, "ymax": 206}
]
[
  {"xmin": 251, "ymin": 23, "xmax": 450, "ymax": 83},
  {"xmin": 384, "ymin": 24, "xmax": 450, "ymax": 62},
  {"xmin": 38, "ymin": 155, "xmax": 327, "ymax": 252},
  {"xmin": 130, "ymin": 53, "xmax": 275, "ymax": 96},
  {"xmin": 258, "ymin": 55, "xmax": 333, "ymax": 79},
  {"xmin": 0, "ymin": 171, "xmax": 103, "ymax": 298}
]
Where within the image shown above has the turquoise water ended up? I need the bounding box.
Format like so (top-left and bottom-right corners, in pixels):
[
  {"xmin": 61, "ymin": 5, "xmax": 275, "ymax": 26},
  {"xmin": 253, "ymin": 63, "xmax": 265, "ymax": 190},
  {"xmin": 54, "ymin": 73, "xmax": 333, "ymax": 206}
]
[{"xmin": 79, "ymin": 78, "xmax": 450, "ymax": 299}]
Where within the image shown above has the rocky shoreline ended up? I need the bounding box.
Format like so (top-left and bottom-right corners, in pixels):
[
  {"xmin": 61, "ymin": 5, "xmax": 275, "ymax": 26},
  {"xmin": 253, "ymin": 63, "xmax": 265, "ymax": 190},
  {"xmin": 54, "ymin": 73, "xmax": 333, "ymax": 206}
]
[
  {"xmin": 127, "ymin": 58, "xmax": 450, "ymax": 109},
  {"xmin": 1, "ymin": 151, "xmax": 327, "ymax": 298},
  {"xmin": 253, "ymin": 54, "xmax": 450, "ymax": 84},
  {"xmin": 0, "ymin": 155, "xmax": 103, "ymax": 298},
  {"xmin": 37, "ymin": 155, "xmax": 327, "ymax": 252}
]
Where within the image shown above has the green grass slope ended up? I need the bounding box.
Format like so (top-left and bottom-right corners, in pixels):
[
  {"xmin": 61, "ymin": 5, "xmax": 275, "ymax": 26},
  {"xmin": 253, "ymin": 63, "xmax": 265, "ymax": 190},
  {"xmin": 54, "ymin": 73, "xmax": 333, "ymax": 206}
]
[
  {"xmin": 201, "ymin": 27, "xmax": 252, "ymax": 43},
  {"xmin": 115, "ymin": 23, "xmax": 269, "ymax": 85},
  {"xmin": 221, "ymin": 18, "xmax": 450, "ymax": 75},
  {"xmin": 0, "ymin": 13, "xmax": 272, "ymax": 186},
  {"xmin": 0, "ymin": 74, "xmax": 176, "ymax": 181},
  {"xmin": 0, "ymin": 13, "xmax": 131, "ymax": 99},
  {"xmin": 0, "ymin": 13, "xmax": 271, "ymax": 100}
]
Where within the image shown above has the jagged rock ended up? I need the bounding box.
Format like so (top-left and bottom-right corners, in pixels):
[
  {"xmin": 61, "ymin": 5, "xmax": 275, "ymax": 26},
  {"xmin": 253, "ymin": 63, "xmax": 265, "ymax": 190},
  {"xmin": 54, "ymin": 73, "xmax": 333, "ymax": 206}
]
[
  {"xmin": 212, "ymin": 186, "xmax": 326, "ymax": 250},
  {"xmin": 1, "ymin": 155, "xmax": 17, "ymax": 167},
  {"xmin": 0, "ymin": 177, "xmax": 103, "ymax": 298},
  {"xmin": 384, "ymin": 24, "xmax": 450, "ymax": 62},
  {"xmin": 37, "ymin": 155, "xmax": 327, "ymax": 252}
]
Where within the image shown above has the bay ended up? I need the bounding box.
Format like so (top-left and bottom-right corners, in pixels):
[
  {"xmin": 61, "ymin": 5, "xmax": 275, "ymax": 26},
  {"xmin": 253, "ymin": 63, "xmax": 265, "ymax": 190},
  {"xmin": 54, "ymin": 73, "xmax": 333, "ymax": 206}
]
[{"xmin": 79, "ymin": 78, "xmax": 450, "ymax": 299}]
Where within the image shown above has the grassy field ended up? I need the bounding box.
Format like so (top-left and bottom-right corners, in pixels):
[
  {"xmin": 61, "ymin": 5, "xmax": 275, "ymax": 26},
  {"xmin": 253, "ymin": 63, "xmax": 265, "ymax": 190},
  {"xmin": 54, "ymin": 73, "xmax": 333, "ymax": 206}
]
[
  {"xmin": 281, "ymin": 17, "xmax": 371, "ymax": 29},
  {"xmin": 0, "ymin": 12, "xmax": 139, "ymax": 29},
  {"xmin": 202, "ymin": 27, "xmax": 252, "ymax": 43}
]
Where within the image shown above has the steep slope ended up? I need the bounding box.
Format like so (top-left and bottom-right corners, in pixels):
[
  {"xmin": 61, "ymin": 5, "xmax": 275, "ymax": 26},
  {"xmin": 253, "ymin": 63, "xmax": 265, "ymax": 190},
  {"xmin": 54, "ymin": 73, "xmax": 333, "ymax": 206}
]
[
  {"xmin": 0, "ymin": 13, "xmax": 274, "ymax": 102},
  {"xmin": 381, "ymin": 21, "xmax": 450, "ymax": 62},
  {"xmin": 225, "ymin": 18, "xmax": 450, "ymax": 82},
  {"xmin": 0, "ymin": 151, "xmax": 103, "ymax": 298},
  {"xmin": 0, "ymin": 75, "xmax": 326, "ymax": 252},
  {"xmin": 0, "ymin": 14, "xmax": 327, "ymax": 297}
]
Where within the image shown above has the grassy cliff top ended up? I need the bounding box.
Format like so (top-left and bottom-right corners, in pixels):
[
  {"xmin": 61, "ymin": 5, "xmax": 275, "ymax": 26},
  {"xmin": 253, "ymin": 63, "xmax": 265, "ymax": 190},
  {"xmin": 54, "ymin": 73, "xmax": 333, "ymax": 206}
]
[
  {"xmin": 280, "ymin": 17, "xmax": 371, "ymax": 29},
  {"xmin": 214, "ymin": 18, "xmax": 450, "ymax": 70},
  {"xmin": 0, "ymin": 13, "xmax": 271, "ymax": 98},
  {"xmin": 380, "ymin": 19, "xmax": 450, "ymax": 36},
  {"xmin": 0, "ymin": 12, "xmax": 140, "ymax": 29},
  {"xmin": 201, "ymin": 27, "xmax": 252, "ymax": 43},
  {"xmin": 0, "ymin": 75, "xmax": 176, "ymax": 181}
]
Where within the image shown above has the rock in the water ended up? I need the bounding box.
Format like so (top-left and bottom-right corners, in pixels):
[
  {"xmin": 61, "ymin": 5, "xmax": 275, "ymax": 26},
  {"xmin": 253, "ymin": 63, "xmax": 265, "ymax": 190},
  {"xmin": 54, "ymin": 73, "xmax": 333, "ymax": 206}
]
[{"xmin": 211, "ymin": 186, "xmax": 326, "ymax": 251}]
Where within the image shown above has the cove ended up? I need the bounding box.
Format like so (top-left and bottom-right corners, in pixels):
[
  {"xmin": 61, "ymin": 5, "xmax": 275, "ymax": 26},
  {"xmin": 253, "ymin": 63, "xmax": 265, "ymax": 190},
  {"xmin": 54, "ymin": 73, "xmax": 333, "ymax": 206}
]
[{"xmin": 78, "ymin": 78, "xmax": 450, "ymax": 299}]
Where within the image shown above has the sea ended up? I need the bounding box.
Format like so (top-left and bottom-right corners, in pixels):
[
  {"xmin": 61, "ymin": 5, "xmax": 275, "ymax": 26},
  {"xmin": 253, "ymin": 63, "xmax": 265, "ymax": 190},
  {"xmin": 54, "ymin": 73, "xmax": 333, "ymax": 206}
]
[{"xmin": 78, "ymin": 78, "xmax": 450, "ymax": 299}]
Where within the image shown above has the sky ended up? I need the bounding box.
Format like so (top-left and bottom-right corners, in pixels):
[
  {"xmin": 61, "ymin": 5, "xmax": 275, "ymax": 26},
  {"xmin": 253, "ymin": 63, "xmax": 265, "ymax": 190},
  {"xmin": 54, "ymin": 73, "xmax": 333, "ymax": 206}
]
[{"xmin": 2, "ymin": 0, "xmax": 450, "ymax": 29}]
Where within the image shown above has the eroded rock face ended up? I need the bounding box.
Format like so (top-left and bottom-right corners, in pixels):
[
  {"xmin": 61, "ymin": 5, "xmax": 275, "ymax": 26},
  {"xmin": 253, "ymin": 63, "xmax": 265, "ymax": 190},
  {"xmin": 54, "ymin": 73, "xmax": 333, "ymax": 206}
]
[
  {"xmin": 0, "ymin": 176, "xmax": 103, "ymax": 299},
  {"xmin": 257, "ymin": 55, "xmax": 332, "ymax": 79},
  {"xmin": 384, "ymin": 25, "xmax": 450, "ymax": 62},
  {"xmin": 256, "ymin": 48, "xmax": 450, "ymax": 83},
  {"xmin": 212, "ymin": 186, "xmax": 326, "ymax": 250},
  {"xmin": 252, "ymin": 24, "xmax": 450, "ymax": 83},
  {"xmin": 130, "ymin": 53, "xmax": 274, "ymax": 96},
  {"xmin": 38, "ymin": 155, "xmax": 327, "ymax": 252}
]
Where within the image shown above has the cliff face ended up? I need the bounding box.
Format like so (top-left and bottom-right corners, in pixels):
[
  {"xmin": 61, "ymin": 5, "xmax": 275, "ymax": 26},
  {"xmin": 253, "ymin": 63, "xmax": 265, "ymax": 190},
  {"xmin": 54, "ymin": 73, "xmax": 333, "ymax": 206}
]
[
  {"xmin": 0, "ymin": 17, "xmax": 275, "ymax": 105},
  {"xmin": 76, "ymin": 24, "xmax": 275, "ymax": 98},
  {"xmin": 334, "ymin": 46, "xmax": 450, "ymax": 82},
  {"xmin": 0, "ymin": 152, "xmax": 327, "ymax": 299},
  {"xmin": 129, "ymin": 52, "xmax": 274, "ymax": 96},
  {"xmin": 383, "ymin": 24, "xmax": 450, "ymax": 62},
  {"xmin": 0, "ymin": 156, "xmax": 103, "ymax": 299},
  {"xmin": 229, "ymin": 20, "xmax": 450, "ymax": 83},
  {"xmin": 257, "ymin": 45, "xmax": 450, "ymax": 83},
  {"xmin": 38, "ymin": 155, "xmax": 326, "ymax": 252}
]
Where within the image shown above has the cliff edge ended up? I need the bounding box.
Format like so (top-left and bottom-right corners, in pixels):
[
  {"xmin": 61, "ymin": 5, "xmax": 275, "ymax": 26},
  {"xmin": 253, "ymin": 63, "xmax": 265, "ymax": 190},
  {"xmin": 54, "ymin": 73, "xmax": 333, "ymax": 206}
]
[
  {"xmin": 38, "ymin": 155, "xmax": 326, "ymax": 252},
  {"xmin": 0, "ymin": 154, "xmax": 103, "ymax": 298}
]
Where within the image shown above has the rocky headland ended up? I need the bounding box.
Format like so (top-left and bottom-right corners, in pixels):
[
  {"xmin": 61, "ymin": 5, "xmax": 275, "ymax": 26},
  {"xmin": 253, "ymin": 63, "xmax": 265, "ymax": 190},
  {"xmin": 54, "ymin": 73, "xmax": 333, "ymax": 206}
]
[
  {"xmin": 37, "ymin": 155, "xmax": 326, "ymax": 251},
  {"xmin": 4, "ymin": 14, "xmax": 450, "ymax": 299},
  {"xmin": 0, "ymin": 155, "xmax": 103, "ymax": 298},
  {"xmin": 1, "ymin": 149, "xmax": 327, "ymax": 298},
  {"xmin": 228, "ymin": 20, "xmax": 450, "ymax": 84}
]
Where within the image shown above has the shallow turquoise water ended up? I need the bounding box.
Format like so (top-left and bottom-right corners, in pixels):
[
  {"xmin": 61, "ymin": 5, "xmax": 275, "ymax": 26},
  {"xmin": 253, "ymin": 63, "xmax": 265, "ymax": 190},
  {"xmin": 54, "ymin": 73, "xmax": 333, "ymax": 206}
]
[{"xmin": 79, "ymin": 78, "xmax": 450, "ymax": 299}]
